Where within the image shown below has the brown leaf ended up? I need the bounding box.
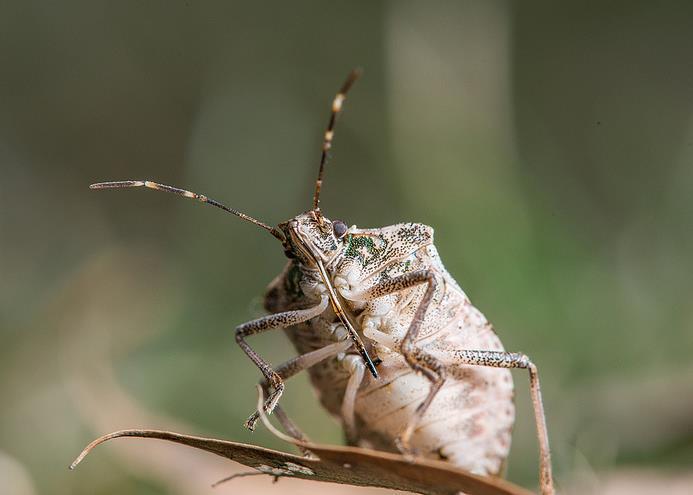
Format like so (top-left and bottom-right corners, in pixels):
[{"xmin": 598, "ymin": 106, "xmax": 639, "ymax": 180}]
[{"xmin": 70, "ymin": 429, "xmax": 534, "ymax": 495}]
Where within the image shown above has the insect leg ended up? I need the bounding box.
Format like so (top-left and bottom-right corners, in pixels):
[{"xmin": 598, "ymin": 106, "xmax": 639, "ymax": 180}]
[
  {"xmin": 235, "ymin": 296, "xmax": 329, "ymax": 421},
  {"xmin": 356, "ymin": 270, "xmax": 446, "ymax": 454},
  {"xmin": 244, "ymin": 338, "xmax": 352, "ymax": 431},
  {"xmin": 454, "ymin": 350, "xmax": 554, "ymax": 495},
  {"xmin": 271, "ymin": 406, "xmax": 309, "ymax": 444},
  {"xmin": 340, "ymin": 355, "xmax": 366, "ymax": 444}
]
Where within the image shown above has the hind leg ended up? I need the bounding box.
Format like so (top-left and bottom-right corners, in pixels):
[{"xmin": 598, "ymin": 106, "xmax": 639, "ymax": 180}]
[{"xmin": 453, "ymin": 350, "xmax": 554, "ymax": 495}]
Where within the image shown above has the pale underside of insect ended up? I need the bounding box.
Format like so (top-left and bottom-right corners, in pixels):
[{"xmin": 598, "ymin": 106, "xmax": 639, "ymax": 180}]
[{"xmin": 91, "ymin": 70, "xmax": 554, "ymax": 495}]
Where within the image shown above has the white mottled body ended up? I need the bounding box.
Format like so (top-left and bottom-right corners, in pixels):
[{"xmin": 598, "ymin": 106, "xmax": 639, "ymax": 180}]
[
  {"xmin": 90, "ymin": 70, "xmax": 553, "ymax": 493},
  {"xmin": 265, "ymin": 222, "xmax": 515, "ymax": 476}
]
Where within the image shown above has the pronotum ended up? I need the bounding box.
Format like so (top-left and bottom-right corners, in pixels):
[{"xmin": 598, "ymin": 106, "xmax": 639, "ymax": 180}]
[{"xmin": 91, "ymin": 69, "xmax": 555, "ymax": 494}]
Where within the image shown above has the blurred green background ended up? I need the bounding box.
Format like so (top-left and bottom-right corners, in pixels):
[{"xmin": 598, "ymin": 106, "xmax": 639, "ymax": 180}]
[{"xmin": 1, "ymin": 1, "xmax": 692, "ymax": 494}]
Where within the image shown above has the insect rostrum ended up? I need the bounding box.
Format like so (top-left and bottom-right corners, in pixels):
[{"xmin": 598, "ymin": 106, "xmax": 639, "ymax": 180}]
[{"xmin": 91, "ymin": 69, "xmax": 555, "ymax": 495}]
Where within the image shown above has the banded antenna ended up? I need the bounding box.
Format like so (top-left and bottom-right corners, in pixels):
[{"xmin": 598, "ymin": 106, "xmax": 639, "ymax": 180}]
[
  {"xmin": 311, "ymin": 68, "xmax": 362, "ymax": 213},
  {"xmin": 90, "ymin": 180, "xmax": 284, "ymax": 241}
]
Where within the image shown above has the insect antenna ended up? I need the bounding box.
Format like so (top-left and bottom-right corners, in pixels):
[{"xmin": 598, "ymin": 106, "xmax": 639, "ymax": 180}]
[
  {"xmin": 90, "ymin": 180, "xmax": 284, "ymax": 241},
  {"xmin": 311, "ymin": 68, "xmax": 362, "ymax": 214}
]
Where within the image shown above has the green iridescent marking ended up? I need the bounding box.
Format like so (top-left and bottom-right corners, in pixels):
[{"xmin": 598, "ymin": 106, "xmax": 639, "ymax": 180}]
[{"xmin": 344, "ymin": 234, "xmax": 389, "ymax": 267}]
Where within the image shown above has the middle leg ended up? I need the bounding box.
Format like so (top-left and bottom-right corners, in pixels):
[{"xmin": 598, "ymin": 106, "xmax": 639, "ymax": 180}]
[{"xmin": 354, "ymin": 269, "xmax": 446, "ymax": 454}]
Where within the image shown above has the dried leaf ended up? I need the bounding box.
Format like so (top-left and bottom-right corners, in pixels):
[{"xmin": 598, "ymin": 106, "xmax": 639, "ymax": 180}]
[{"xmin": 71, "ymin": 429, "xmax": 533, "ymax": 495}]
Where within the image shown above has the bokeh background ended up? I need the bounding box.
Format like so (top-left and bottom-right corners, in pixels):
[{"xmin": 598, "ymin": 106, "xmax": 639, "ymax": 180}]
[{"xmin": 2, "ymin": 2, "xmax": 692, "ymax": 494}]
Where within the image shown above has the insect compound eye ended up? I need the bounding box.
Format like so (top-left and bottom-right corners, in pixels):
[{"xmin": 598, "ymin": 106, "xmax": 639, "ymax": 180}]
[{"xmin": 332, "ymin": 219, "xmax": 348, "ymax": 239}]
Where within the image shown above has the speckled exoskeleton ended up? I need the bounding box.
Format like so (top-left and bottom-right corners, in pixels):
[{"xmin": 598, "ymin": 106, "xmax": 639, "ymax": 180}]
[{"xmin": 91, "ymin": 70, "xmax": 554, "ymax": 494}]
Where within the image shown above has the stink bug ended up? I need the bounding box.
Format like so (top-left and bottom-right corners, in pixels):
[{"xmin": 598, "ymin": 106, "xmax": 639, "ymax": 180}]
[{"xmin": 91, "ymin": 69, "xmax": 555, "ymax": 494}]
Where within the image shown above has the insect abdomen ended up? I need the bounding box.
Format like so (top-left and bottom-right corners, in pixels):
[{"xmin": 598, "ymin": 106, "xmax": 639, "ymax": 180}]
[
  {"xmin": 346, "ymin": 245, "xmax": 515, "ymax": 475},
  {"xmin": 264, "ymin": 239, "xmax": 515, "ymax": 476},
  {"xmin": 355, "ymin": 317, "xmax": 514, "ymax": 474}
]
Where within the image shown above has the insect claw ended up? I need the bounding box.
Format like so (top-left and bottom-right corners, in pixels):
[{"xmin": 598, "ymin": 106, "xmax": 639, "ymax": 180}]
[
  {"xmin": 394, "ymin": 436, "xmax": 418, "ymax": 463},
  {"xmin": 242, "ymin": 400, "xmax": 278, "ymax": 432},
  {"xmin": 245, "ymin": 410, "xmax": 260, "ymax": 427},
  {"xmin": 243, "ymin": 416, "xmax": 258, "ymax": 431}
]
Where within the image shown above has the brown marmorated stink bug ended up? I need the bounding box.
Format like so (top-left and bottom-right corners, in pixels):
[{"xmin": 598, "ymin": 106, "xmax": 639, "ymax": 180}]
[{"xmin": 91, "ymin": 70, "xmax": 555, "ymax": 494}]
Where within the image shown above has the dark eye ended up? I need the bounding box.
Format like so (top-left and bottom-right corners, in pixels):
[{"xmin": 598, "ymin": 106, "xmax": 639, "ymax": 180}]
[{"xmin": 332, "ymin": 220, "xmax": 348, "ymax": 239}]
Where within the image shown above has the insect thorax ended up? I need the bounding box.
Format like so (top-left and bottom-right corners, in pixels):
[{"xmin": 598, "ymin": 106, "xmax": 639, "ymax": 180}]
[{"xmin": 266, "ymin": 220, "xmax": 437, "ymax": 312}]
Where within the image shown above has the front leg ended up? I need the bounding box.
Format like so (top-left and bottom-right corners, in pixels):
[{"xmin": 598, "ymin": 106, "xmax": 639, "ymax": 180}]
[
  {"xmin": 244, "ymin": 337, "xmax": 352, "ymax": 431},
  {"xmin": 235, "ymin": 295, "xmax": 329, "ymax": 421}
]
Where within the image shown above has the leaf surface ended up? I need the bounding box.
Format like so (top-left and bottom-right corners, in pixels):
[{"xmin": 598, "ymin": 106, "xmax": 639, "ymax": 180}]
[{"xmin": 71, "ymin": 429, "xmax": 534, "ymax": 495}]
